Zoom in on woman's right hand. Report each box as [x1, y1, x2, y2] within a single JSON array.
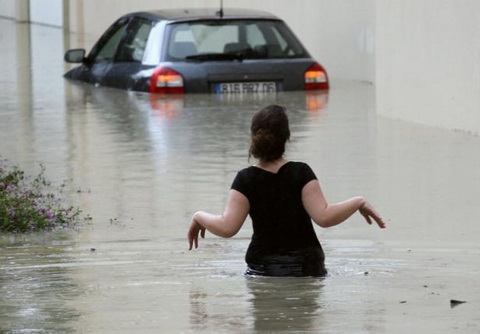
[[359, 201, 386, 228], [187, 216, 206, 250]]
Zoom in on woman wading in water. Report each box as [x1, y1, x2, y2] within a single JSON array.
[[187, 104, 385, 276]]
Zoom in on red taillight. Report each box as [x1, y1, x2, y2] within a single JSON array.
[[304, 63, 329, 90], [150, 67, 184, 94]]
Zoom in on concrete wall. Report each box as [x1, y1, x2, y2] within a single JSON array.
[[0, 0, 15, 19], [376, 0, 480, 134], [0, 0, 64, 26], [66, 0, 375, 84], [30, 0, 63, 27]]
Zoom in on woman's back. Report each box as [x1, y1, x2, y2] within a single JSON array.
[[232, 161, 325, 275]]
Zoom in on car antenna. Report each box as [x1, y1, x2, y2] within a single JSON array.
[[217, 0, 224, 18]]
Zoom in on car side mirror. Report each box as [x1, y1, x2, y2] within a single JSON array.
[[64, 49, 86, 63]]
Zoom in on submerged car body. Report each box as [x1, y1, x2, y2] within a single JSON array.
[[64, 8, 329, 94]]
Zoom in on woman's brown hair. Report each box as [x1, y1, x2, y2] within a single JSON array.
[[249, 105, 290, 162]]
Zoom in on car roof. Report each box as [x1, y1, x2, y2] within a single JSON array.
[[125, 8, 280, 22]]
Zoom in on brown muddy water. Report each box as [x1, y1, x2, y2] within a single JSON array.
[[1, 19, 479, 333]]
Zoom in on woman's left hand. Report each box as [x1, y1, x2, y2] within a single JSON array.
[[359, 201, 386, 229], [188, 217, 206, 250]]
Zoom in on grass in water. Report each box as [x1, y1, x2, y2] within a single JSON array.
[[0, 158, 91, 233]]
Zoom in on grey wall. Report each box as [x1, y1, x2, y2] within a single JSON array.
[[376, 0, 480, 134], [30, 0, 64, 27], [0, 0, 15, 19], [0, 0, 64, 26]]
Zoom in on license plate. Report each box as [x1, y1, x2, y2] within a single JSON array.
[[215, 82, 276, 94]]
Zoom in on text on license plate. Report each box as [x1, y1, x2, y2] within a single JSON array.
[[215, 82, 276, 94]]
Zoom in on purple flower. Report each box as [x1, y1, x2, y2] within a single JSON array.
[[6, 185, 14, 192], [45, 211, 55, 219]]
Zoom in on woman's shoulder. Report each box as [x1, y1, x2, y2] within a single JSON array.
[[235, 165, 257, 178], [288, 161, 308, 166], [285, 161, 317, 181], [239, 165, 257, 172], [236, 161, 313, 175], [286, 161, 312, 170]]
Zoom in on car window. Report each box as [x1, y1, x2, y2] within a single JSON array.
[[245, 23, 266, 47], [270, 23, 305, 56], [166, 24, 199, 59], [165, 20, 307, 61], [91, 18, 129, 62], [115, 18, 153, 62], [192, 24, 238, 53]]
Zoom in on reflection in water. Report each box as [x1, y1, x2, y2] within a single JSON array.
[[148, 90, 329, 116], [189, 289, 209, 330], [149, 94, 183, 118], [246, 277, 324, 332], [0, 234, 81, 332], [187, 277, 324, 333]]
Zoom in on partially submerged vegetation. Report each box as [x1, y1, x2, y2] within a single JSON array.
[[0, 158, 91, 233]]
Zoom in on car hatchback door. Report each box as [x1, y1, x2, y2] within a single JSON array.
[[162, 19, 316, 93]]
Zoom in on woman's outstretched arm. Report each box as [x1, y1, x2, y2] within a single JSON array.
[[302, 180, 385, 229], [188, 189, 250, 250]]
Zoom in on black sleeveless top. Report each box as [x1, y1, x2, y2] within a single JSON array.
[[231, 161, 326, 276]]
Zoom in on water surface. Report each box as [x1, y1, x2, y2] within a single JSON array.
[[1, 19, 479, 333]]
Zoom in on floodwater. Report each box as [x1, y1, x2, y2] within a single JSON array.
[[1, 19, 480, 334]]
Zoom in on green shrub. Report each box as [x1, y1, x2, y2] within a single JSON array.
[[0, 158, 91, 233]]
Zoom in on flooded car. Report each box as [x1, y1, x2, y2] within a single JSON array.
[[63, 8, 329, 94]]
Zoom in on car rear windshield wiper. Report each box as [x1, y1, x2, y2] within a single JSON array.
[[185, 53, 244, 62]]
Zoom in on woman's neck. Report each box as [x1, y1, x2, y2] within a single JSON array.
[[255, 158, 288, 173]]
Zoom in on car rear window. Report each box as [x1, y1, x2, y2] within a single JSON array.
[[165, 19, 308, 61]]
